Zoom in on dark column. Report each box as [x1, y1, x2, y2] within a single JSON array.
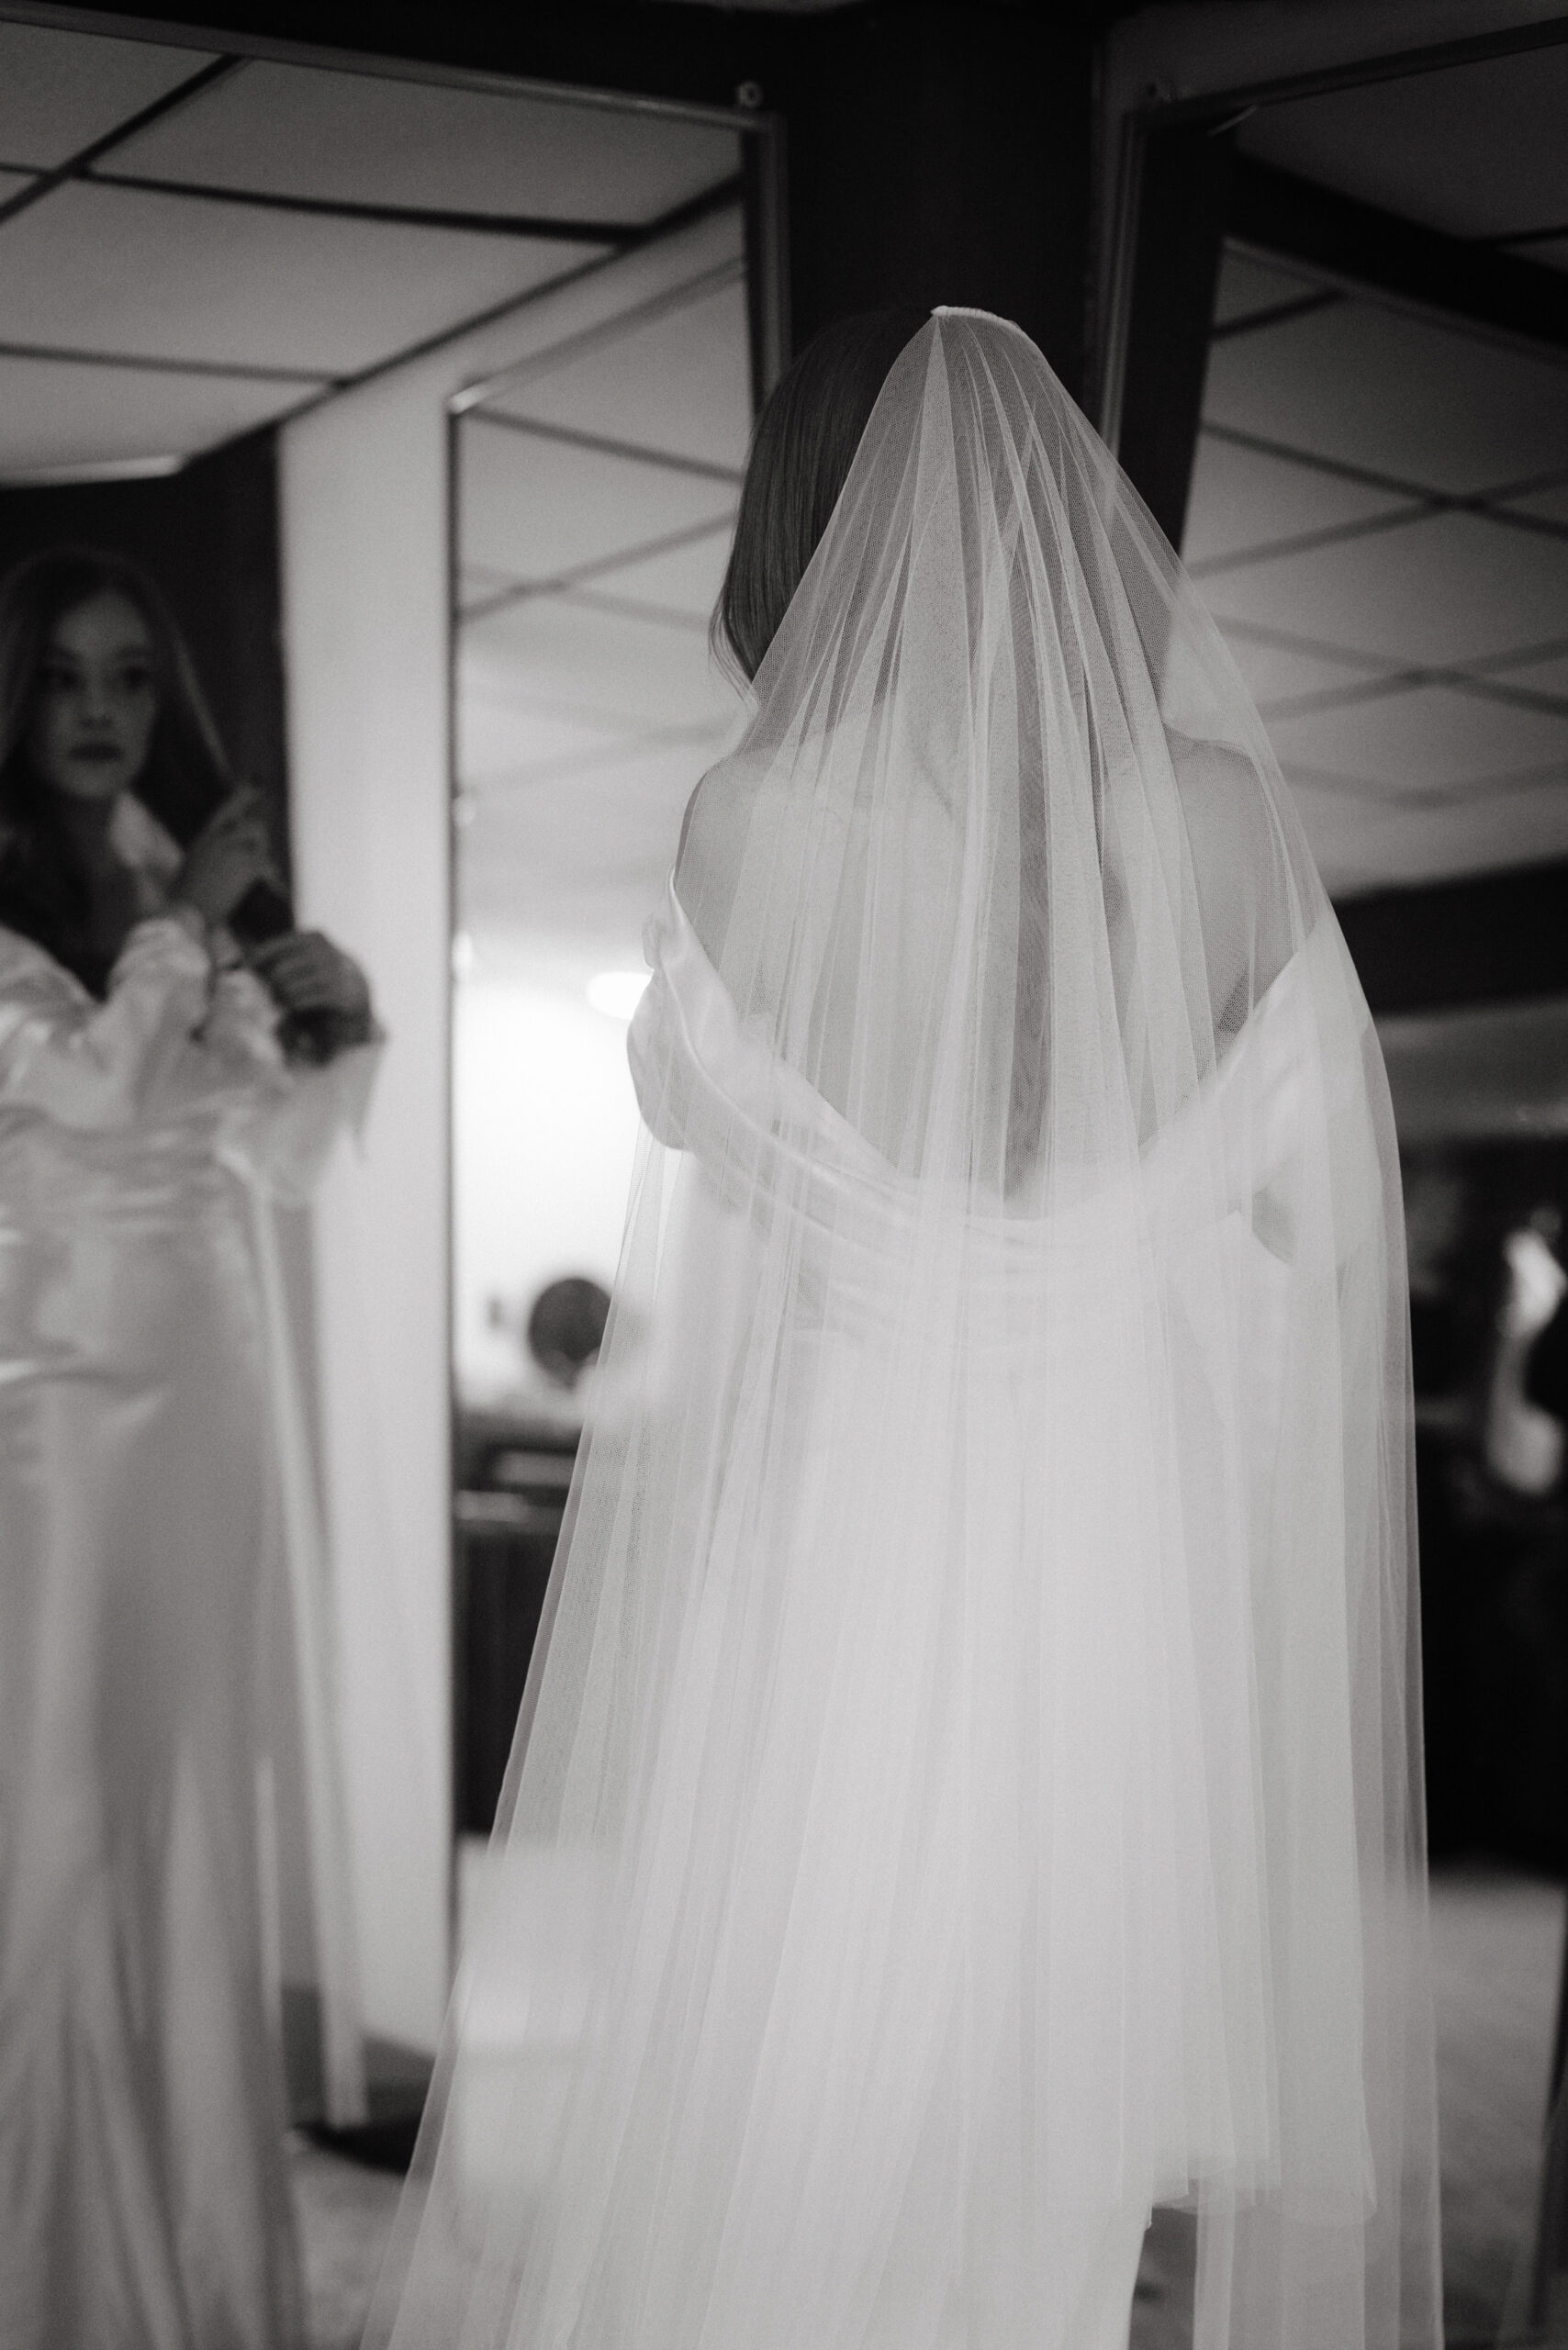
[[1114, 121, 1234, 548], [773, 3, 1098, 399]]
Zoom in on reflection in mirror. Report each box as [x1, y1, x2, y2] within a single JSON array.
[[1177, 45, 1568, 2341], [449, 213, 754, 1839]]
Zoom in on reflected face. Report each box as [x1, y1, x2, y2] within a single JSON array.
[[25, 590, 159, 805]]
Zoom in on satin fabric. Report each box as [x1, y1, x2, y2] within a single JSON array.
[[0, 914, 369, 2350]]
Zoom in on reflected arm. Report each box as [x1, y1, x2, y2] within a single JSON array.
[[0, 914, 211, 1132]]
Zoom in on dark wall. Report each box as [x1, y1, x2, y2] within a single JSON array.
[[64, 0, 1104, 402], [0, 427, 292, 878], [1337, 860, 1568, 1015]]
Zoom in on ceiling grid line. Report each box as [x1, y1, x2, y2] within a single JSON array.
[[0, 26, 748, 478], [76, 167, 644, 243], [0, 50, 243, 227], [467, 409, 745, 487], [464, 512, 737, 624], [0, 334, 330, 385]]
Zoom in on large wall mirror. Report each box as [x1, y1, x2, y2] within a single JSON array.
[[1106, 19, 1568, 2340]]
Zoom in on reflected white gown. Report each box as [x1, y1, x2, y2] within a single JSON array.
[[370, 310, 1439, 2350], [0, 912, 367, 2350]]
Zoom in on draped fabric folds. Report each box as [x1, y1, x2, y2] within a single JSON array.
[[0, 913, 373, 2350], [371, 309, 1441, 2350]]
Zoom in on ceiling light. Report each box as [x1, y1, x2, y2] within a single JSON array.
[[587, 970, 648, 1021]]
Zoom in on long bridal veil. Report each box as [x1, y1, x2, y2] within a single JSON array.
[[369, 309, 1440, 2349]]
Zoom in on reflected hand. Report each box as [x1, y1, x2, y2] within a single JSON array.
[[174, 790, 278, 927], [251, 931, 373, 1054]]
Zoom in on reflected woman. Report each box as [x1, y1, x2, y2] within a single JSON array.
[[0, 548, 374, 2349]]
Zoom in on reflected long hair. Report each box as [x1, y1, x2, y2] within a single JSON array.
[[713, 308, 927, 682], [0, 547, 235, 993]]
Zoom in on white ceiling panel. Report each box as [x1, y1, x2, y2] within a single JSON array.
[[1199, 511, 1568, 670], [463, 595, 734, 733], [584, 527, 734, 618], [112, 61, 742, 228], [1498, 480, 1568, 527], [1263, 682, 1568, 798], [0, 23, 214, 170], [457, 692, 629, 788], [490, 270, 752, 469], [457, 563, 524, 613], [1202, 300, 1568, 496], [470, 735, 714, 865], [0, 180, 607, 375], [1237, 46, 1568, 245], [1289, 773, 1568, 898], [1182, 429, 1412, 569], [460, 420, 735, 586], [0, 352, 322, 476], [456, 226, 749, 976], [1211, 624, 1376, 711], [1495, 645, 1568, 699], [458, 733, 728, 947], [1210, 249, 1323, 329]]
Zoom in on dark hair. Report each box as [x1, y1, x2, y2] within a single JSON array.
[[0, 547, 235, 992], [528, 1276, 612, 1391], [714, 308, 928, 681]]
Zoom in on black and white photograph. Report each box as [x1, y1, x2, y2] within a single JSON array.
[[0, 5, 1565, 2347]]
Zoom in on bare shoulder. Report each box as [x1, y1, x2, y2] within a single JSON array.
[[677, 759, 759, 873], [1167, 731, 1295, 1008], [1170, 731, 1285, 899], [674, 757, 773, 952], [1170, 730, 1267, 833]]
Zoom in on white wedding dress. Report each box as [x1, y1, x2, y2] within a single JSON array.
[[0, 911, 371, 2350], [370, 310, 1441, 2350]]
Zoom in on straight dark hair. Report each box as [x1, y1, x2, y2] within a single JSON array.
[[0, 547, 234, 993], [714, 308, 928, 682]]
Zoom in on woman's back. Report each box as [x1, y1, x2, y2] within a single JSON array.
[[368, 308, 1439, 2350]]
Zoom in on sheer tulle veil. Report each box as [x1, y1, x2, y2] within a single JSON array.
[[368, 309, 1441, 2350]]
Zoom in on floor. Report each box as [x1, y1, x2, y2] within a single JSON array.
[[292, 2134, 405, 2350], [291, 1865, 1567, 2349]]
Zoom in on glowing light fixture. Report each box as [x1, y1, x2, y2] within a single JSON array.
[[587, 970, 649, 1021]]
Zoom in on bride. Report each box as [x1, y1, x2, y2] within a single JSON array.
[[0, 547, 375, 2349], [372, 308, 1441, 2350]]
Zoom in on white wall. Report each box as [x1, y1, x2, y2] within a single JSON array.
[[454, 977, 644, 1403], [281, 378, 452, 2051], [278, 205, 745, 2052]]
